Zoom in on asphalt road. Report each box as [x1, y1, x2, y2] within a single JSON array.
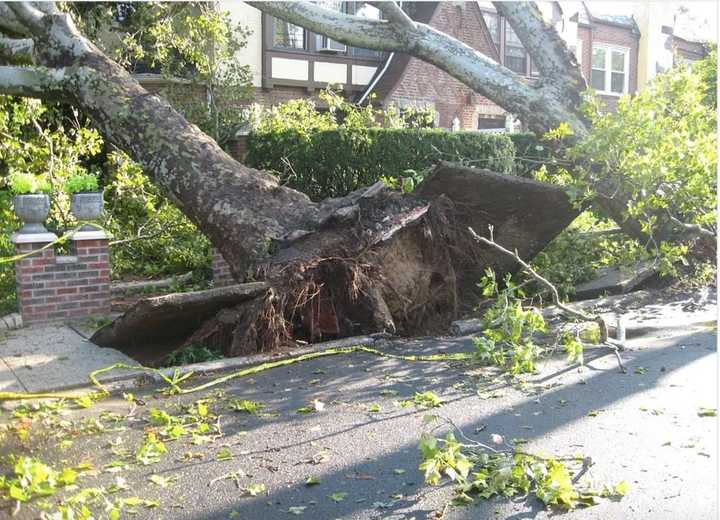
[[1, 292, 717, 520]]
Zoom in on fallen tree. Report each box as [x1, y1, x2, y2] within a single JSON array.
[[91, 163, 577, 356], [0, 2, 707, 356]]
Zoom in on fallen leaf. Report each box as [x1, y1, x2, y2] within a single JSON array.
[[244, 483, 266, 496]]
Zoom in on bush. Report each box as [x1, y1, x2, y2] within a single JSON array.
[[247, 128, 517, 200], [65, 172, 99, 194], [507, 133, 554, 178], [103, 151, 210, 279], [8, 173, 51, 195]]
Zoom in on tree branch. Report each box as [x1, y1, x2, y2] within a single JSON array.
[[248, 1, 405, 49], [29, 2, 60, 16], [0, 65, 68, 97], [494, 1, 584, 91], [368, 2, 414, 29], [0, 4, 30, 35], [0, 36, 34, 63], [666, 211, 716, 239], [468, 225, 629, 372], [6, 2, 47, 34]]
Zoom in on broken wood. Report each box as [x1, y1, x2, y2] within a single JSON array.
[[91, 283, 269, 361]]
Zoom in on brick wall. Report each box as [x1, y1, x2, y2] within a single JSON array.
[[13, 234, 111, 324], [386, 2, 500, 129], [211, 248, 235, 287]]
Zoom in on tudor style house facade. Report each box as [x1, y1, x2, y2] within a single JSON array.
[[215, 1, 709, 134]]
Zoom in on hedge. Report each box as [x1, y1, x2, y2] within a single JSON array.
[[507, 133, 551, 178], [246, 128, 519, 200]]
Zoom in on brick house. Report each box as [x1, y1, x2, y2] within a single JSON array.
[[138, 1, 710, 137], [222, 1, 647, 134]]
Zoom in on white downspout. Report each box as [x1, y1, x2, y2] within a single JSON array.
[[356, 1, 402, 105]]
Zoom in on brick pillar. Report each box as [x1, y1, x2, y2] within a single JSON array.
[[227, 130, 250, 162], [12, 230, 111, 325], [211, 248, 235, 287]]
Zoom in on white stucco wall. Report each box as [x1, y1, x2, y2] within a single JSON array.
[[271, 57, 309, 81], [222, 1, 263, 87], [351, 65, 378, 85], [314, 62, 347, 84]]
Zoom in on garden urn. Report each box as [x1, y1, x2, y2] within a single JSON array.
[[71, 191, 105, 231], [13, 194, 50, 234]]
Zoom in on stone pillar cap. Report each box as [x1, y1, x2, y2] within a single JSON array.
[[70, 230, 110, 241], [11, 232, 59, 244]]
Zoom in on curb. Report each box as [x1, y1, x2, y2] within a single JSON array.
[[95, 335, 381, 394]]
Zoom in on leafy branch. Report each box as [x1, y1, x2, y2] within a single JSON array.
[[469, 225, 627, 373]]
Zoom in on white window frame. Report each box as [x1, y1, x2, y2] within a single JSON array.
[[591, 44, 630, 96]]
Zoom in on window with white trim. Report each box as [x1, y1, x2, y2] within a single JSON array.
[[591, 45, 629, 95]]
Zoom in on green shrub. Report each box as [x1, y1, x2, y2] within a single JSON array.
[[247, 128, 516, 200], [103, 151, 211, 279], [507, 133, 554, 178], [65, 172, 99, 194], [0, 191, 16, 314], [8, 173, 51, 195]]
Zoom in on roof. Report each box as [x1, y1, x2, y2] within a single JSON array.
[[582, 3, 640, 34]]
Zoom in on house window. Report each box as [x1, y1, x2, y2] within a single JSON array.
[[504, 23, 527, 74], [591, 45, 629, 95], [482, 10, 536, 76], [273, 18, 305, 49]]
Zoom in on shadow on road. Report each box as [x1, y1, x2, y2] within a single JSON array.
[[165, 328, 714, 519]]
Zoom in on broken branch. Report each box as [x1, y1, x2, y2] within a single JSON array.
[[468, 225, 629, 372]]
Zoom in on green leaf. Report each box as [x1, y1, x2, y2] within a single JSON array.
[[149, 474, 173, 488], [613, 480, 630, 496], [58, 468, 78, 486], [698, 407, 717, 417], [287, 506, 307, 515], [216, 448, 233, 461], [328, 492, 348, 502], [305, 476, 320, 486], [244, 483, 266, 496]]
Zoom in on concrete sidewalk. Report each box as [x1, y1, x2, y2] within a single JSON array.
[[0, 323, 137, 393]]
